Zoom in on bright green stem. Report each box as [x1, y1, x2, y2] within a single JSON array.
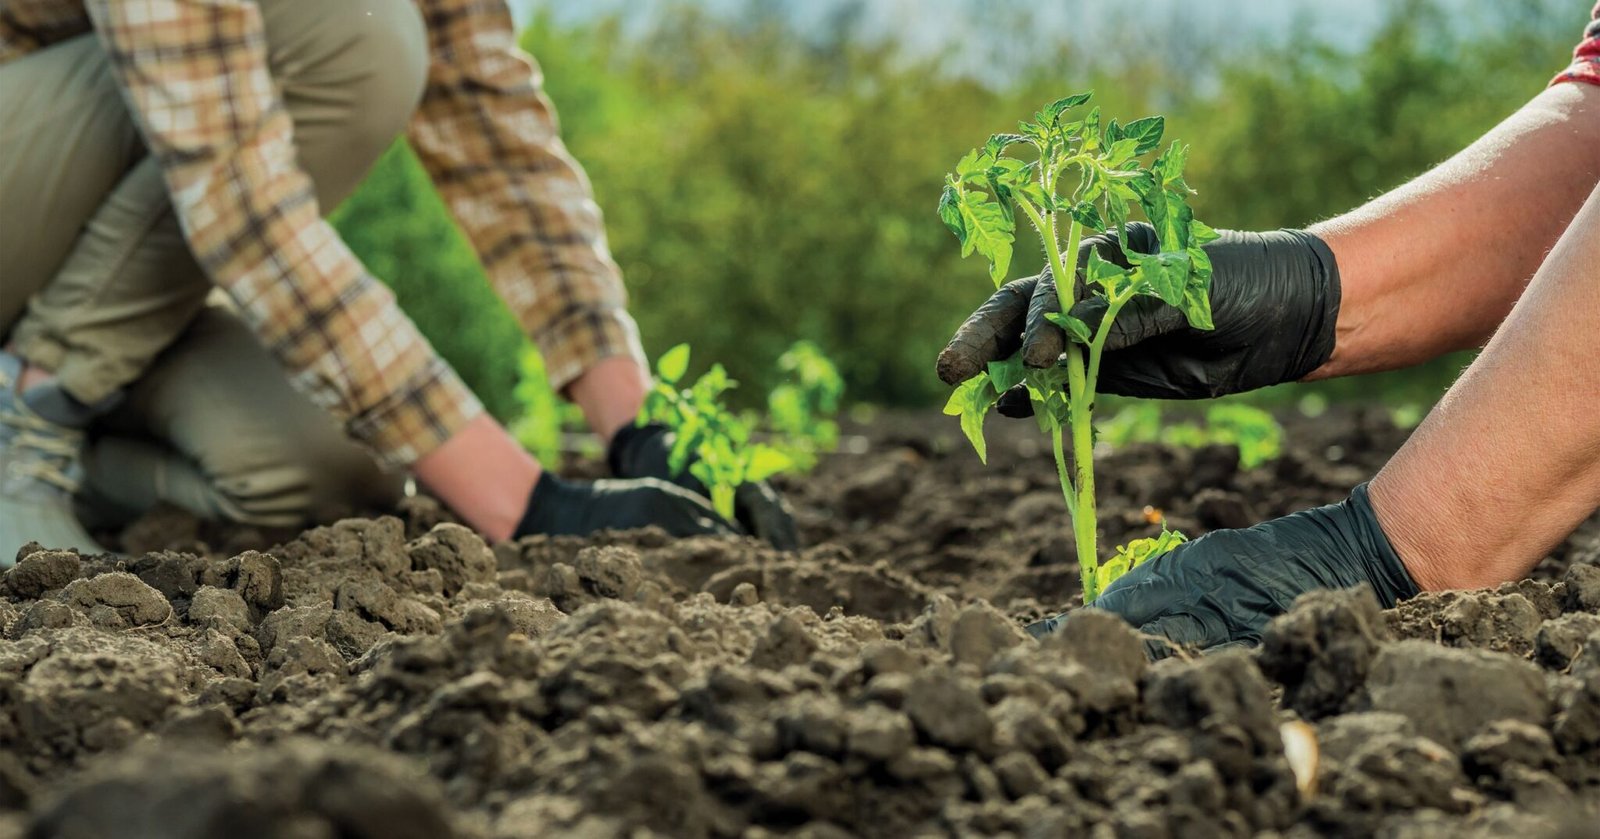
[[711, 484, 736, 522], [1064, 346, 1098, 601]]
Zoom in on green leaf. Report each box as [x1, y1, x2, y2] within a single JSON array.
[[937, 184, 965, 240], [746, 445, 795, 482], [1105, 138, 1139, 166], [1190, 217, 1221, 246], [1121, 116, 1165, 155], [657, 343, 691, 384], [1044, 311, 1093, 345], [987, 355, 1026, 392], [1041, 91, 1092, 125], [1085, 248, 1126, 286], [943, 374, 1000, 463], [955, 191, 1015, 286], [1180, 273, 1214, 330], [955, 148, 994, 182], [1155, 141, 1190, 186], [984, 133, 1027, 157], [1080, 106, 1102, 151], [1133, 251, 1191, 307], [1069, 201, 1103, 231], [1096, 554, 1131, 595]]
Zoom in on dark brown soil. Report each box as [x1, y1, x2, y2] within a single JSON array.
[[2, 407, 1598, 838]]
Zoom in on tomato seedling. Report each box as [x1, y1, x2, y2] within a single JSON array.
[[767, 340, 845, 471], [939, 92, 1216, 601], [641, 343, 811, 521]]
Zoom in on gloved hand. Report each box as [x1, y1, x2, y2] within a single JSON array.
[[607, 422, 800, 550], [514, 470, 738, 539], [936, 221, 1341, 408], [1025, 483, 1419, 656]]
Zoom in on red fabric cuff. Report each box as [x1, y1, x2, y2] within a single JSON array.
[[1551, 3, 1600, 87]]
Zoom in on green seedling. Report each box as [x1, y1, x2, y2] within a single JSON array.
[[767, 340, 846, 471], [1097, 527, 1187, 597], [641, 344, 796, 521], [1100, 402, 1283, 469], [940, 91, 1216, 601]]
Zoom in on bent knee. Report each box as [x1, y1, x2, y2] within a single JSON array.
[[209, 440, 405, 528], [264, 0, 429, 181]]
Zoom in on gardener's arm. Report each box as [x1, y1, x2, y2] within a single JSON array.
[[941, 17, 1600, 399], [405, 0, 650, 443], [405, 0, 796, 547], [1043, 178, 1600, 652], [1311, 79, 1600, 378]]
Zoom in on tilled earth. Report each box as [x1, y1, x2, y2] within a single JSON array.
[[1, 408, 1598, 838]]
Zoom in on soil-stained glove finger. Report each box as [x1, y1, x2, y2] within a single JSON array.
[[1021, 269, 1066, 368], [937, 277, 1036, 385], [733, 480, 801, 551]]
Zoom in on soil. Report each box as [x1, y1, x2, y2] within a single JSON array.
[[2, 406, 1598, 838]]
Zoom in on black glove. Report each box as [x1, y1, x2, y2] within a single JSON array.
[[515, 470, 738, 539], [936, 221, 1340, 407], [1026, 483, 1419, 657], [607, 423, 800, 550]]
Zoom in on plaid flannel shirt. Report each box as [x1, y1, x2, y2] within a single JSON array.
[[1552, 3, 1600, 87], [0, 0, 645, 466]]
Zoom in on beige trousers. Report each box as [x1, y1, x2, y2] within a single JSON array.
[[0, 0, 426, 526]]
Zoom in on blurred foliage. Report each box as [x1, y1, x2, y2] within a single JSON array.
[[1100, 403, 1284, 470], [331, 0, 1580, 428]]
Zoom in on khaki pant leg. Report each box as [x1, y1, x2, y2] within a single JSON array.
[[7, 0, 432, 405], [87, 308, 406, 527], [60, 0, 432, 527], [0, 36, 145, 337]]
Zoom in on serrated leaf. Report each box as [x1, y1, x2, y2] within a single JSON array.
[[1155, 141, 1189, 185], [955, 148, 993, 181], [938, 184, 965, 240], [984, 133, 1026, 157], [943, 375, 1000, 463], [1045, 311, 1094, 345], [987, 355, 1027, 392], [1080, 107, 1102, 151], [657, 343, 691, 384], [1105, 138, 1139, 166], [1121, 116, 1165, 154], [1042, 91, 1092, 125], [954, 191, 1015, 286], [1190, 218, 1221, 246], [1180, 272, 1214, 330], [1069, 201, 1103, 231], [1134, 251, 1191, 307], [1085, 248, 1126, 285]]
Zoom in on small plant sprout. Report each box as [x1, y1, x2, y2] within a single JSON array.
[[939, 92, 1217, 601], [767, 340, 846, 471], [641, 344, 797, 521]]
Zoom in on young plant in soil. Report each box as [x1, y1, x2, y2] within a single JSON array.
[[640, 343, 802, 520], [939, 91, 1217, 602]]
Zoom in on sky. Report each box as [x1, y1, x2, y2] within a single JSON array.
[[513, 0, 1407, 51]]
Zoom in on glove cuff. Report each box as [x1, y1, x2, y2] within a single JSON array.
[[1285, 229, 1342, 383], [1345, 481, 1421, 607], [515, 471, 575, 538]]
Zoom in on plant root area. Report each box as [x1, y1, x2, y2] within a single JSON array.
[[2, 408, 1598, 838]]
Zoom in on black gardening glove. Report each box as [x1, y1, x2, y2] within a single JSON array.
[[515, 471, 738, 539], [936, 221, 1340, 409], [607, 423, 800, 551], [1026, 483, 1419, 657]]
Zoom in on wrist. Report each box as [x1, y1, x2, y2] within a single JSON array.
[[566, 356, 650, 445], [415, 414, 540, 542]]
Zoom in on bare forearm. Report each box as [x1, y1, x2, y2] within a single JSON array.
[[1307, 82, 1600, 379], [1371, 180, 1600, 590], [566, 355, 650, 445]]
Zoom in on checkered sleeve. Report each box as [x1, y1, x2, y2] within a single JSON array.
[[1552, 3, 1600, 87], [408, 0, 646, 394], [0, 0, 92, 63], [81, 0, 482, 467]]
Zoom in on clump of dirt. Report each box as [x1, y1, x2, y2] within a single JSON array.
[[1, 406, 1598, 837]]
